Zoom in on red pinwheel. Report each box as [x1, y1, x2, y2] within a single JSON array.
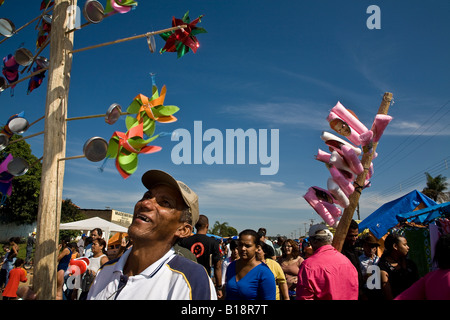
[[160, 11, 206, 58]]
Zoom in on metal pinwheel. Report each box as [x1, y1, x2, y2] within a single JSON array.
[[160, 11, 206, 58]]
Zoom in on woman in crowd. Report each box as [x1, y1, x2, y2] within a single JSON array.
[[378, 233, 419, 299], [225, 229, 276, 300], [0, 237, 19, 290], [257, 241, 289, 300], [277, 238, 304, 299], [222, 239, 239, 292], [395, 233, 450, 300], [56, 236, 72, 300], [78, 238, 109, 300]]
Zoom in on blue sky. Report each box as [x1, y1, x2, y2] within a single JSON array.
[[0, 0, 449, 237]]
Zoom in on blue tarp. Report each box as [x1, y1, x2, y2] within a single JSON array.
[[396, 201, 450, 224], [359, 190, 437, 239]]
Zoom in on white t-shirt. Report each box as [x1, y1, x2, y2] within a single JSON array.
[[87, 248, 217, 300]]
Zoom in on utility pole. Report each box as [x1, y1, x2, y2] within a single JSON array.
[[33, 0, 76, 300]]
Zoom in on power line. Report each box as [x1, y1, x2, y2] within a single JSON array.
[[362, 156, 450, 206], [374, 100, 450, 174]]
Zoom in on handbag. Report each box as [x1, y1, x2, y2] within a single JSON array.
[[81, 270, 95, 292]]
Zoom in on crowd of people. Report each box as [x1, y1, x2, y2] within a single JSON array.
[[1, 169, 449, 300]]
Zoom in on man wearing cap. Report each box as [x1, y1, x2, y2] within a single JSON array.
[[296, 224, 358, 300], [87, 170, 217, 300], [179, 214, 223, 298]]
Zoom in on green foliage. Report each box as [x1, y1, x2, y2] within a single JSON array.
[[60, 198, 87, 240], [0, 136, 42, 225], [422, 172, 449, 202], [210, 221, 238, 237], [61, 198, 86, 223]]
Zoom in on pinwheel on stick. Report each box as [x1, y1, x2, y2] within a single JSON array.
[[160, 11, 206, 58], [106, 84, 179, 178], [106, 122, 162, 179], [126, 85, 179, 137]]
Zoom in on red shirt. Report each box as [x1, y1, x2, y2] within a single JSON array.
[[296, 244, 358, 300], [2, 267, 27, 298]]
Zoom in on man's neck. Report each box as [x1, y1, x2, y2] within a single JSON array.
[[124, 241, 173, 276], [196, 228, 208, 235]]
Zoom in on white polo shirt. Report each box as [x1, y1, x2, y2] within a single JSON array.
[[87, 247, 217, 300]]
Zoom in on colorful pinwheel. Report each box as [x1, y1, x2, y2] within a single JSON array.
[[104, 0, 138, 15], [40, 1, 54, 10], [126, 85, 179, 137], [160, 11, 207, 58], [2, 54, 19, 88], [27, 65, 46, 94], [106, 122, 162, 179], [107, 83, 179, 179]]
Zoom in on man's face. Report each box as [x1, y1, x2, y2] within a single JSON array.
[[346, 228, 359, 246], [363, 243, 378, 257], [128, 184, 189, 245], [91, 230, 100, 240]]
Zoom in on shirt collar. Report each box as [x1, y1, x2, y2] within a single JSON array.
[[313, 244, 335, 254], [113, 247, 176, 277]]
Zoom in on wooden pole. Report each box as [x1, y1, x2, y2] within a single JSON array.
[[33, 0, 76, 300], [332, 92, 393, 252]]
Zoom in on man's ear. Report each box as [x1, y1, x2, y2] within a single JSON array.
[[175, 223, 193, 239]]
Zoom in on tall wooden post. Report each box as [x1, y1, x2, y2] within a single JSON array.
[[33, 0, 76, 300], [332, 92, 393, 252]]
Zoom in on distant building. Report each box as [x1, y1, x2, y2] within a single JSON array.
[[80, 209, 133, 228]]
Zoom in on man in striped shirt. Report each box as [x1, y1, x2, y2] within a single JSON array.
[[87, 170, 217, 300]]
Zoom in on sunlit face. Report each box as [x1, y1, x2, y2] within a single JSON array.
[[238, 235, 259, 261], [282, 243, 293, 255], [394, 237, 409, 257], [256, 245, 265, 261], [128, 184, 188, 245], [91, 239, 104, 254], [91, 230, 100, 240]]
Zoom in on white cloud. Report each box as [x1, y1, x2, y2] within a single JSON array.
[[196, 179, 308, 211], [222, 100, 328, 128]]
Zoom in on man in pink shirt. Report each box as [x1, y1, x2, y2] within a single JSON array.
[[296, 224, 358, 300]]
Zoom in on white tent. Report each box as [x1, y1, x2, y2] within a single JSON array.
[[60, 217, 128, 241]]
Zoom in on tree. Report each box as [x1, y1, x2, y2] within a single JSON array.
[[422, 172, 449, 203], [61, 198, 86, 223], [0, 135, 42, 225], [210, 221, 238, 237], [60, 198, 87, 240]]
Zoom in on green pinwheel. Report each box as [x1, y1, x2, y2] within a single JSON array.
[[125, 84, 179, 137]]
